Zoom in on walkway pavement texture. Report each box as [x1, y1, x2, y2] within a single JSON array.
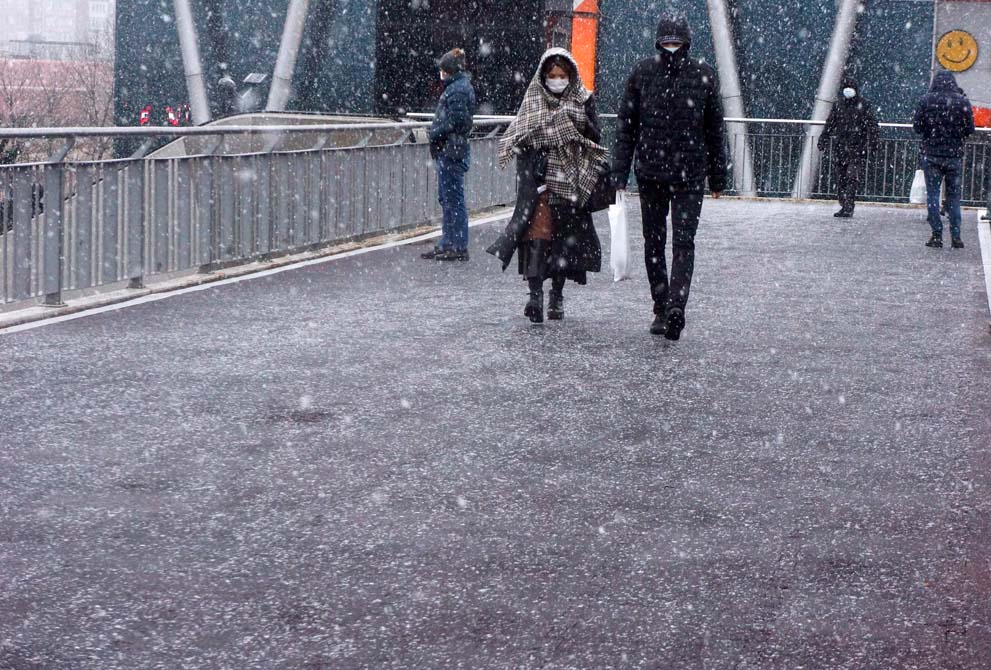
[[2, 199, 991, 669]]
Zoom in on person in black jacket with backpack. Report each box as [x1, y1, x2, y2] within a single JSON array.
[[422, 48, 477, 262], [818, 77, 881, 218], [913, 71, 975, 249], [612, 14, 727, 340]]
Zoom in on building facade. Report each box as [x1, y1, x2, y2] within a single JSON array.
[[0, 0, 114, 61]]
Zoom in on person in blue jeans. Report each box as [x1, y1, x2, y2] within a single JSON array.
[[913, 71, 975, 249], [421, 48, 477, 262]]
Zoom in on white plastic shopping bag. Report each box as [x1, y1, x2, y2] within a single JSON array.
[[909, 169, 927, 205], [608, 192, 631, 282]]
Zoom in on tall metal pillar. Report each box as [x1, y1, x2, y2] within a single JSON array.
[[706, 0, 755, 196], [173, 0, 212, 125], [267, 0, 311, 112], [792, 0, 861, 199]]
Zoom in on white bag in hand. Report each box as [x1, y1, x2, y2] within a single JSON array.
[[608, 192, 631, 282], [909, 169, 927, 205]]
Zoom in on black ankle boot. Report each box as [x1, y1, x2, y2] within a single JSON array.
[[664, 308, 685, 341], [926, 234, 943, 248], [547, 291, 563, 320], [524, 278, 544, 323], [547, 277, 564, 320]]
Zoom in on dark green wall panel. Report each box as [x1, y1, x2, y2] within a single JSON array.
[[596, 0, 934, 123], [115, 0, 935, 128], [114, 0, 377, 128]]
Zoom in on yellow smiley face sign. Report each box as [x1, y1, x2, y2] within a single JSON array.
[[937, 30, 979, 72]]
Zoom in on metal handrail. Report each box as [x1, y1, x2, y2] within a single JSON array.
[[0, 122, 518, 309], [14, 115, 978, 140], [0, 118, 511, 141], [409, 112, 991, 132]]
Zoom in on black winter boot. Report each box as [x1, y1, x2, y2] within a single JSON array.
[[664, 308, 685, 341], [547, 276, 565, 320], [524, 278, 544, 323], [926, 234, 943, 249], [952, 237, 965, 249]]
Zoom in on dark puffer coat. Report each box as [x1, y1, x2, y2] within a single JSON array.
[[817, 78, 881, 158], [913, 71, 975, 159], [429, 71, 477, 163], [612, 16, 727, 192]]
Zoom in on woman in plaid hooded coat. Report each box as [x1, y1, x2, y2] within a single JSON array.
[[487, 48, 606, 324]]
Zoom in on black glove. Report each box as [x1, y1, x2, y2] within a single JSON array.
[[429, 139, 444, 160]]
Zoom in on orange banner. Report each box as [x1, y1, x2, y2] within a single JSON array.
[[571, 0, 599, 91]]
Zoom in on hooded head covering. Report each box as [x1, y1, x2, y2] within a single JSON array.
[[931, 71, 962, 95], [655, 15, 692, 51], [498, 48, 607, 206]]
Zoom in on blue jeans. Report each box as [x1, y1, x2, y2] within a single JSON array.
[[922, 156, 963, 239], [437, 156, 469, 252]]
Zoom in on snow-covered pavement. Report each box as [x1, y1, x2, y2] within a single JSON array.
[[2, 198, 990, 668]]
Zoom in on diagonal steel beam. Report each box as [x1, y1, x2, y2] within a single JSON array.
[[706, 0, 755, 196], [792, 0, 861, 199], [267, 0, 311, 112], [173, 0, 212, 125]]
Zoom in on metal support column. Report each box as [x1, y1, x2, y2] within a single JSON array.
[[42, 167, 66, 306], [792, 0, 861, 198], [706, 0, 755, 196], [173, 0, 212, 125], [267, 0, 311, 112]]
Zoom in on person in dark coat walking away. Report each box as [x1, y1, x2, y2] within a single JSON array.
[[612, 14, 727, 340], [913, 71, 975, 249], [817, 77, 880, 218], [422, 48, 477, 261], [487, 48, 606, 323]]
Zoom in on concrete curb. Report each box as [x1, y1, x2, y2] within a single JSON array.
[[0, 207, 514, 334]]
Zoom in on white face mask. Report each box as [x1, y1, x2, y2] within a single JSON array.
[[843, 87, 856, 99], [662, 45, 682, 54], [546, 78, 569, 94]]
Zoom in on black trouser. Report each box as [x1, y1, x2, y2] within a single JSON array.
[[528, 275, 565, 294], [836, 154, 863, 213], [638, 180, 704, 316]]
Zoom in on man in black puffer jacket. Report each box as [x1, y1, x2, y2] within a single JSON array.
[[818, 77, 880, 218], [913, 71, 974, 249], [612, 15, 727, 340]]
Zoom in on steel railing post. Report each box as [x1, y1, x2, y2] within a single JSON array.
[[42, 164, 66, 306], [126, 162, 145, 289]]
